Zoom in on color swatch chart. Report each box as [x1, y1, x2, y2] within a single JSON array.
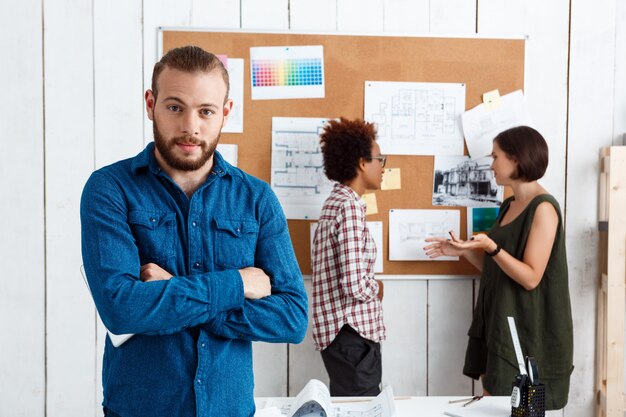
[[250, 45, 325, 100], [252, 58, 323, 87]]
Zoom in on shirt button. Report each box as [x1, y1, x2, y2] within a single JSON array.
[[150, 217, 156, 223], [197, 379, 202, 384], [194, 262, 200, 268], [236, 228, 241, 232], [192, 221, 197, 227], [201, 342, 206, 348]]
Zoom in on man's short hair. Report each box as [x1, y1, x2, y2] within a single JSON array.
[[320, 118, 377, 183], [493, 125, 549, 182], [151, 45, 230, 103]]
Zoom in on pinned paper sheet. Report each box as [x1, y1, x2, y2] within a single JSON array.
[[222, 58, 244, 133], [381, 168, 401, 190], [461, 90, 533, 159], [362, 193, 378, 215], [216, 144, 238, 167], [482, 89, 501, 111]]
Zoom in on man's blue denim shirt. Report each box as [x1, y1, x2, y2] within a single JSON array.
[[80, 143, 308, 417]]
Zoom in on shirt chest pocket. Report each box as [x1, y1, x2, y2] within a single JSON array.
[[214, 218, 259, 269], [128, 210, 177, 264]]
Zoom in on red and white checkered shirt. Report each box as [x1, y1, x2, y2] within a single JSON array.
[[311, 183, 385, 351]]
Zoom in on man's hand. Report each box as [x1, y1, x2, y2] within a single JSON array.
[[376, 279, 384, 302], [239, 267, 271, 299], [140, 263, 173, 282]]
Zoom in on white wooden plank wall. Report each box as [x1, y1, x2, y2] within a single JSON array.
[[427, 280, 474, 396], [288, 281, 331, 394], [567, 1, 618, 417], [92, 0, 144, 413], [0, 0, 622, 415], [290, 0, 337, 31], [0, 2, 45, 417], [381, 281, 428, 395], [43, 0, 97, 416]]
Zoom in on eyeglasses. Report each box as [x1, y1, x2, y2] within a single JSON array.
[[369, 155, 387, 168]]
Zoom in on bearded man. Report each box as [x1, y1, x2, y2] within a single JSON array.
[[80, 45, 307, 417]]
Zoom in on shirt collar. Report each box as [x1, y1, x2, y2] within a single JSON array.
[[130, 142, 233, 179], [334, 182, 366, 209]]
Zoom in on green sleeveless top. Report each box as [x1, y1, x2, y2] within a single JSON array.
[[468, 194, 574, 379]]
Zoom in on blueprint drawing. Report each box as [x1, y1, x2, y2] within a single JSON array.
[[271, 117, 334, 219], [364, 81, 465, 156]]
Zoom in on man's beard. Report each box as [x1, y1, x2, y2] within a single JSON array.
[[153, 120, 219, 172]]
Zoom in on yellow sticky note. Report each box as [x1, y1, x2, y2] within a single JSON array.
[[381, 168, 401, 190], [361, 193, 378, 215], [482, 89, 501, 111]]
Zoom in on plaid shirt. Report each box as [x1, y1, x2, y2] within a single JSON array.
[[311, 183, 385, 351]]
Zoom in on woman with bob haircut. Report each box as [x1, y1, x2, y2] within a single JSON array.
[[311, 117, 387, 396], [424, 125, 573, 410]]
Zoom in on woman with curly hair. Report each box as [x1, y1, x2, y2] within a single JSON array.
[[311, 117, 387, 396]]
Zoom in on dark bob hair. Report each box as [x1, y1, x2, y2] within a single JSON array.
[[493, 125, 549, 182], [320, 118, 377, 183]]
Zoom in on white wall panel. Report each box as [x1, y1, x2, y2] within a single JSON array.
[[477, 0, 525, 36], [427, 280, 474, 395], [614, 0, 626, 146], [337, 0, 384, 33], [290, 0, 337, 31], [92, 0, 144, 411], [480, 0, 569, 215], [253, 342, 288, 396], [518, 1, 569, 209], [43, 0, 97, 415], [235, 0, 292, 392], [0, 2, 622, 414], [191, 0, 241, 28], [0, 2, 45, 416], [430, 0, 476, 35], [241, 0, 289, 30], [288, 281, 329, 396], [381, 281, 427, 396], [567, 1, 617, 415], [143, 0, 194, 140], [383, 0, 429, 33], [94, 0, 144, 169]]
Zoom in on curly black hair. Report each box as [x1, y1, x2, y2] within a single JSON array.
[[320, 118, 377, 183]]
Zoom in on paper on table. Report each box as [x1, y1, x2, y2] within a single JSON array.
[[254, 406, 282, 417], [443, 400, 510, 417], [262, 380, 396, 417]]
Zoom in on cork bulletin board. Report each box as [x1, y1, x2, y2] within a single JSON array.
[[161, 29, 524, 275]]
